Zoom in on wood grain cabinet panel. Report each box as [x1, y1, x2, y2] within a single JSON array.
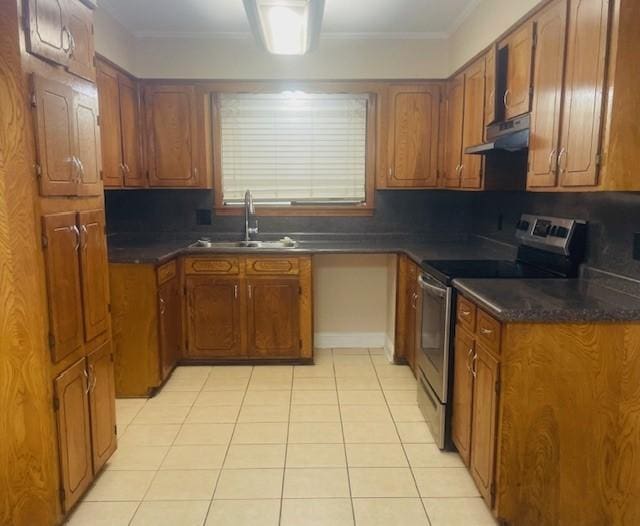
[[96, 63, 123, 187], [54, 358, 93, 512], [452, 328, 475, 466], [246, 257, 299, 275], [500, 22, 534, 119], [43, 212, 84, 363], [64, 0, 95, 82], [74, 91, 102, 196], [247, 278, 300, 358], [118, 75, 145, 187], [461, 58, 486, 189], [527, 0, 568, 188], [443, 75, 465, 188], [87, 341, 116, 473], [25, 0, 69, 67], [386, 84, 440, 188], [484, 46, 497, 127], [394, 255, 418, 370], [158, 273, 181, 380], [184, 257, 240, 275]]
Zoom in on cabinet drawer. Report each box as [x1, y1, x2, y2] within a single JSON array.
[[457, 296, 477, 332], [157, 260, 177, 284], [246, 257, 299, 275], [184, 257, 240, 275], [477, 309, 501, 354]]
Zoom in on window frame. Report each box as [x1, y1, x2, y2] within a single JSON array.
[[209, 81, 377, 217]]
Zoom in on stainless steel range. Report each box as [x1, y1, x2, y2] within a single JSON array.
[[415, 214, 587, 449]]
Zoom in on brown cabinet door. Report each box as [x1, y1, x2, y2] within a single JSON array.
[[451, 328, 475, 466], [54, 358, 93, 512], [528, 0, 568, 188], [406, 262, 418, 372], [159, 275, 181, 380], [484, 46, 497, 127], [186, 276, 243, 358], [74, 91, 102, 196], [25, 0, 70, 67], [501, 22, 534, 119], [461, 59, 486, 189], [43, 212, 84, 363], [32, 75, 77, 196], [65, 0, 95, 82], [78, 209, 109, 342], [146, 85, 200, 187], [247, 277, 300, 358], [387, 84, 440, 188], [470, 345, 500, 506], [558, 0, 609, 187], [96, 61, 123, 187], [119, 75, 146, 187], [87, 341, 117, 473], [443, 75, 465, 188]]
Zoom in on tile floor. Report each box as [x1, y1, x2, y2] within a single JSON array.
[[67, 348, 497, 526]]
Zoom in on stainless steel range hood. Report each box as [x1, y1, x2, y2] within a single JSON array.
[[465, 114, 530, 155]]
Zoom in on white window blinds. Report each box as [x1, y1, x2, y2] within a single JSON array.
[[218, 92, 368, 205]]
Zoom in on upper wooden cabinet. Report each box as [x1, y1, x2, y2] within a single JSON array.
[[383, 84, 441, 188], [443, 75, 465, 188], [499, 22, 534, 120], [484, 46, 497, 127], [144, 84, 209, 188], [461, 58, 486, 189], [25, 0, 96, 82]]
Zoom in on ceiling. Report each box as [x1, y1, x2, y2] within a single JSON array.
[[99, 0, 481, 38]]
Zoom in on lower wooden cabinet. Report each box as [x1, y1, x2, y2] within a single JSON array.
[[54, 340, 116, 512], [395, 255, 419, 372], [451, 328, 475, 466], [158, 269, 182, 379]]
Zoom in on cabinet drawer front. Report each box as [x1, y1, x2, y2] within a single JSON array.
[[246, 257, 299, 275], [184, 257, 239, 275], [457, 296, 477, 332], [477, 309, 501, 354], [157, 260, 177, 284]]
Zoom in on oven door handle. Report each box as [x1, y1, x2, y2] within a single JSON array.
[[418, 275, 448, 298]]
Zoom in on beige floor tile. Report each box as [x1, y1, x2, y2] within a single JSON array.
[[334, 365, 377, 378], [174, 423, 234, 445], [160, 445, 227, 470], [292, 377, 336, 390], [334, 347, 370, 355], [349, 467, 418, 497], [368, 348, 385, 356], [342, 422, 399, 443], [247, 379, 293, 391], [146, 390, 199, 407], [370, 354, 390, 364], [66, 501, 139, 526], [404, 444, 464, 468], [251, 365, 293, 379], [340, 405, 392, 423], [289, 404, 340, 423], [84, 470, 155, 501], [288, 422, 343, 444], [131, 500, 210, 526], [294, 364, 335, 378], [202, 376, 250, 391], [333, 357, 372, 368], [118, 424, 181, 447], [352, 498, 429, 526], [208, 365, 253, 378], [205, 499, 280, 526], [286, 444, 346, 468], [413, 467, 480, 497], [396, 422, 435, 444], [423, 497, 497, 526], [170, 365, 213, 378], [237, 405, 290, 423], [283, 467, 350, 498], [185, 405, 240, 424], [336, 376, 381, 390], [389, 405, 425, 422], [131, 404, 191, 425], [224, 444, 286, 468], [292, 390, 338, 405], [162, 376, 207, 392], [232, 422, 289, 444], [380, 377, 418, 390], [115, 402, 146, 427], [194, 390, 245, 407], [384, 390, 419, 405], [214, 469, 283, 499], [345, 444, 408, 467], [242, 390, 291, 406], [144, 469, 218, 500], [281, 498, 354, 526], [116, 398, 147, 411], [106, 445, 168, 470], [374, 365, 416, 380], [338, 390, 386, 406]]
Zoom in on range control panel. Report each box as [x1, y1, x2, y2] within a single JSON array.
[[515, 214, 587, 255]]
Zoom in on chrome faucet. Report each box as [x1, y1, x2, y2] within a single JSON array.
[[244, 190, 258, 242]]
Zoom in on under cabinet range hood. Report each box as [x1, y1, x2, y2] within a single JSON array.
[[465, 114, 530, 155]]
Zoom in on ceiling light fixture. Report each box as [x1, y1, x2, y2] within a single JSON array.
[[243, 0, 325, 55]]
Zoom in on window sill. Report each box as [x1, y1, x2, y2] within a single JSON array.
[[214, 205, 375, 217]]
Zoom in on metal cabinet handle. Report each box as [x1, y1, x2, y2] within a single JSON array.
[[124, 163, 131, 174], [234, 285, 238, 300], [71, 225, 80, 251], [159, 297, 166, 315], [61, 27, 72, 53], [88, 364, 97, 392], [410, 292, 418, 310], [388, 168, 393, 178], [80, 224, 88, 250], [471, 353, 478, 378], [77, 158, 85, 179], [459, 164, 464, 178], [248, 284, 252, 299], [466, 347, 474, 373], [120, 163, 127, 175], [548, 148, 557, 174], [480, 327, 494, 335], [69, 31, 76, 56], [461, 309, 471, 317], [503, 89, 511, 109], [83, 369, 90, 394], [558, 148, 568, 174]]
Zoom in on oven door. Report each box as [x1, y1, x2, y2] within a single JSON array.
[[415, 273, 452, 403]]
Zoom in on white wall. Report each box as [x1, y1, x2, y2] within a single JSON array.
[[93, 9, 137, 73]]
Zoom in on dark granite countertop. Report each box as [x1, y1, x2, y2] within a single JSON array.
[[453, 277, 640, 323]]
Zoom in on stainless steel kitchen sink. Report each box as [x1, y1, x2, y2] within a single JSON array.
[[189, 238, 298, 249]]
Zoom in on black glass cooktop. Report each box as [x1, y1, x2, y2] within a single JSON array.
[[421, 259, 560, 285]]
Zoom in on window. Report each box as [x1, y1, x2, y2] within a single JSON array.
[[214, 90, 375, 215]]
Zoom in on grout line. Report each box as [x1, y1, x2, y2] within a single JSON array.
[[277, 367, 294, 525]]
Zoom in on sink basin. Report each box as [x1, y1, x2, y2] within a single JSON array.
[[190, 238, 298, 249]]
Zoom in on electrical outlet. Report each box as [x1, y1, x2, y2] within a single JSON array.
[[196, 209, 212, 226], [634, 233, 640, 261]]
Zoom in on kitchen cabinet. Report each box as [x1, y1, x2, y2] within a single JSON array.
[[461, 58, 486, 189], [443, 74, 465, 188], [484, 46, 497, 127], [158, 269, 182, 380], [144, 84, 208, 188], [32, 74, 102, 197], [394, 255, 418, 372], [451, 328, 475, 466], [25, 0, 96, 82], [96, 59, 145, 188], [498, 22, 534, 120], [383, 84, 441, 188]]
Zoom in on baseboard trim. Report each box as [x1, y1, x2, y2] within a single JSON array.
[[314, 332, 386, 349]]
